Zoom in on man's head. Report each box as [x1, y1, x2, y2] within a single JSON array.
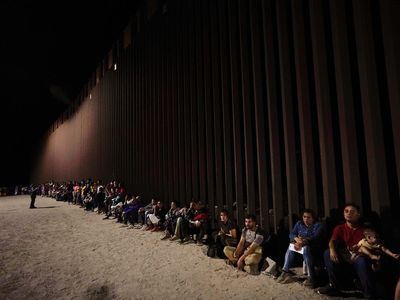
[[244, 214, 257, 230], [170, 201, 177, 209], [220, 209, 229, 223], [343, 203, 361, 224], [302, 208, 316, 227]]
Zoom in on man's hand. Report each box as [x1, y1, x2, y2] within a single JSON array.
[[294, 236, 303, 244], [237, 257, 245, 270], [294, 243, 302, 251], [330, 248, 339, 263]]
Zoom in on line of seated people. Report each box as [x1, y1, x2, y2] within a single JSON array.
[[40, 180, 400, 299]]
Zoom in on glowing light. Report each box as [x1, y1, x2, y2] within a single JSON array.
[[114, 64, 117, 71]]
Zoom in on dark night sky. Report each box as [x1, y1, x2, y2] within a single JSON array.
[[0, 0, 139, 186]]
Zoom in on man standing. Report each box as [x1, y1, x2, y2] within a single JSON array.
[[224, 214, 264, 275], [29, 185, 37, 209]]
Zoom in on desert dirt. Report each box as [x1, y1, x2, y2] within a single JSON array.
[[0, 195, 362, 300]]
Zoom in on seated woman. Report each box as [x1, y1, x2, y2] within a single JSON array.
[[276, 208, 324, 288]]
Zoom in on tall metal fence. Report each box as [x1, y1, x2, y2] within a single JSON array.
[[32, 0, 400, 231]]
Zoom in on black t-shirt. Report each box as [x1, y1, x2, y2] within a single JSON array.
[[219, 219, 236, 235]]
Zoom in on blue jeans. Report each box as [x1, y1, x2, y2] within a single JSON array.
[[282, 245, 316, 280], [323, 248, 376, 297]]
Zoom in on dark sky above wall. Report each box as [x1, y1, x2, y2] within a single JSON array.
[[0, 0, 139, 185]]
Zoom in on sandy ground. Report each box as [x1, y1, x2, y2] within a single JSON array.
[[0, 196, 363, 300]]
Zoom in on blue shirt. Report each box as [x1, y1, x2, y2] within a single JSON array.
[[289, 221, 323, 245]]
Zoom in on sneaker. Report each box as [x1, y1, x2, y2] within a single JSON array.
[[161, 234, 171, 240], [179, 237, 191, 244], [170, 236, 179, 241], [276, 271, 293, 283], [196, 240, 204, 246], [281, 272, 295, 284], [302, 278, 317, 289], [244, 264, 259, 275], [317, 284, 340, 296], [225, 259, 236, 266]]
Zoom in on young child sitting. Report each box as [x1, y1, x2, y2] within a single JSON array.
[[353, 228, 400, 271]]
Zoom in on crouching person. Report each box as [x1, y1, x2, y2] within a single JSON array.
[[224, 214, 263, 275]]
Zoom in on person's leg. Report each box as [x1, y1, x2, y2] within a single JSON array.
[[244, 252, 262, 275], [30, 196, 36, 208], [352, 256, 376, 298], [223, 246, 237, 263], [173, 217, 183, 239], [282, 247, 297, 273], [302, 246, 316, 281], [317, 249, 342, 295], [138, 211, 144, 225], [244, 252, 262, 266], [323, 248, 339, 287], [180, 219, 190, 241], [395, 276, 400, 300]]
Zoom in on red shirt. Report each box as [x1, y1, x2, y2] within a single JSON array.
[[331, 223, 365, 248]]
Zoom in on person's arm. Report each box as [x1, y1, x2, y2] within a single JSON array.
[[358, 245, 380, 260], [289, 222, 299, 242], [228, 228, 237, 239], [301, 222, 324, 246], [328, 238, 339, 263], [381, 246, 400, 260], [328, 226, 342, 263], [234, 236, 245, 258]]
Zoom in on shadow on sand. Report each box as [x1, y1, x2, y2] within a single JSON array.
[[34, 206, 59, 209]]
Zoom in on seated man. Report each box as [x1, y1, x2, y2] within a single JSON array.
[[136, 198, 156, 228], [211, 209, 238, 258], [161, 201, 180, 240], [276, 208, 324, 288], [122, 196, 143, 225], [188, 201, 210, 245], [224, 214, 263, 275], [317, 203, 377, 298]]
